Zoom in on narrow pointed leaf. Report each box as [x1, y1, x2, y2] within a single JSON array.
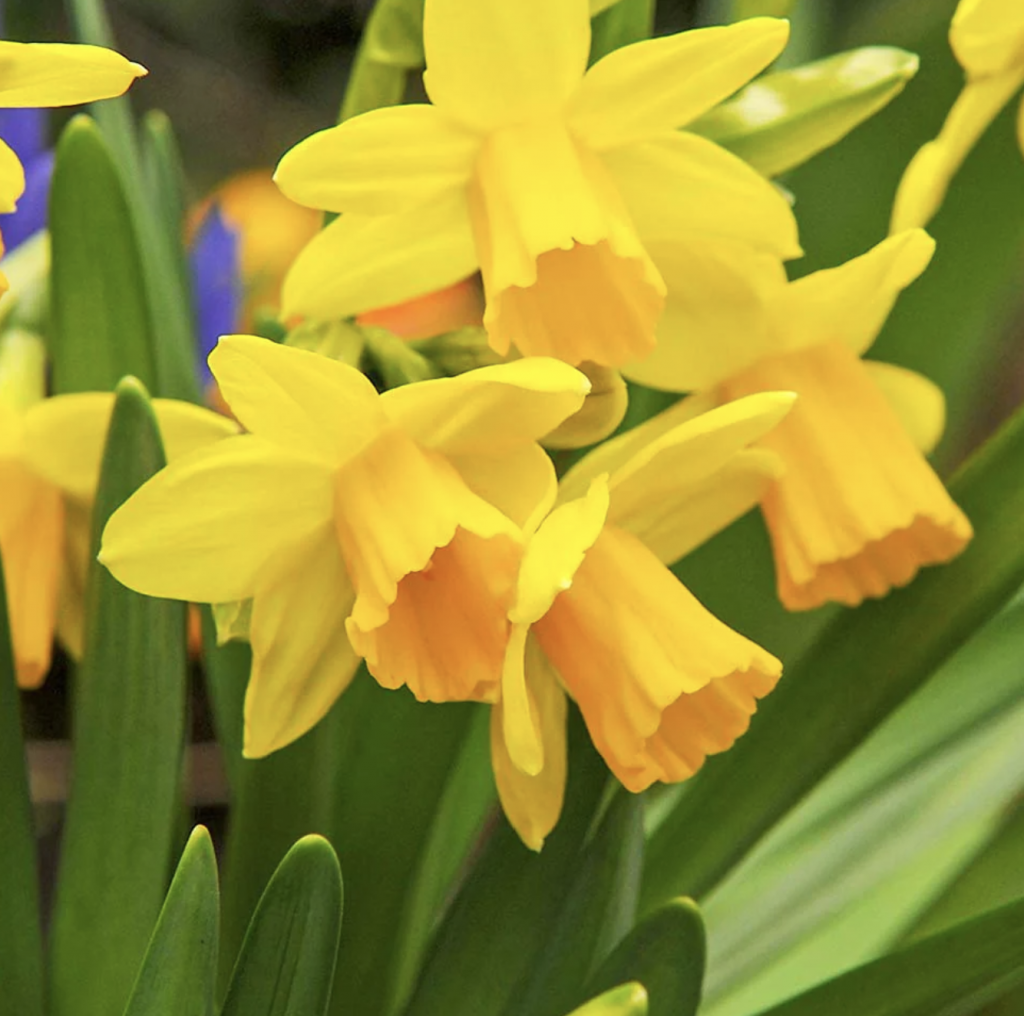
[[644, 398, 1024, 909], [199, 607, 248, 796], [49, 378, 188, 1016], [690, 47, 919, 178], [122, 826, 219, 1016], [584, 900, 706, 1016], [49, 116, 155, 394], [752, 894, 1024, 1016], [0, 558, 43, 1016], [221, 836, 343, 1016], [504, 791, 645, 1016]]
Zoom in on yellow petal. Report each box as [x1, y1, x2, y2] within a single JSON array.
[[336, 425, 516, 633], [534, 524, 781, 790], [423, 0, 590, 132], [381, 357, 591, 455], [469, 118, 665, 366], [209, 335, 383, 463], [0, 41, 145, 107], [567, 18, 790, 150], [500, 622, 545, 775], [621, 236, 787, 392], [891, 71, 1024, 232], [776, 230, 936, 358], [0, 329, 46, 425], [602, 132, 801, 258], [99, 435, 335, 604], [281, 195, 479, 321], [607, 392, 795, 563], [951, 0, 1024, 77], [351, 528, 519, 703], [0, 460, 63, 688], [865, 361, 946, 454], [273, 104, 479, 216], [492, 631, 567, 850], [212, 599, 253, 645], [511, 477, 609, 627], [542, 362, 628, 451], [22, 392, 239, 501], [243, 535, 360, 757], [721, 341, 972, 610], [0, 137, 25, 213]]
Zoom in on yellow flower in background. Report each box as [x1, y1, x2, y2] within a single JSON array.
[[0, 330, 236, 687], [623, 230, 972, 612], [491, 392, 794, 850], [99, 336, 590, 757], [274, 0, 800, 368], [0, 40, 146, 220], [891, 0, 1024, 232]]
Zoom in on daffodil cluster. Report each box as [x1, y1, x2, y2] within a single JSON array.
[[4, 0, 980, 853]]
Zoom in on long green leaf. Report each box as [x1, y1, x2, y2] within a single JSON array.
[[644, 397, 1024, 909], [49, 116, 155, 395], [49, 378, 188, 1016], [0, 557, 43, 1016], [583, 900, 706, 1016], [221, 836, 343, 1016], [589, 0, 655, 63], [504, 791, 645, 1016], [400, 708, 609, 1016], [122, 826, 219, 1016], [690, 47, 919, 178], [752, 894, 1024, 1016]]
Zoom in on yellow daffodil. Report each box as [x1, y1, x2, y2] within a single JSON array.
[[274, 0, 800, 368], [0, 41, 146, 219], [490, 392, 794, 849], [0, 329, 236, 687], [891, 0, 1024, 231], [99, 336, 590, 757], [621, 230, 972, 612]]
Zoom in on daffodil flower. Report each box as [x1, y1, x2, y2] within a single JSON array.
[[0, 329, 237, 688], [490, 392, 794, 850], [621, 230, 972, 612], [891, 0, 1024, 232], [99, 336, 590, 757], [273, 0, 800, 368]]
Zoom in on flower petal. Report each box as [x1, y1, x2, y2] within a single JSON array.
[[99, 435, 334, 604], [567, 18, 790, 150], [423, 0, 590, 131], [621, 236, 787, 392], [381, 357, 590, 455], [274, 104, 479, 216], [865, 360, 946, 454], [951, 0, 1024, 77], [500, 622, 545, 775], [209, 335, 384, 462], [492, 633, 567, 851], [511, 477, 609, 627], [0, 137, 25, 214], [602, 132, 801, 258], [891, 71, 1024, 232], [776, 230, 936, 357], [243, 534, 360, 757], [23, 392, 239, 501], [281, 195, 479, 321], [0, 42, 146, 107]]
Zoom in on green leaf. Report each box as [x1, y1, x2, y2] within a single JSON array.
[[690, 47, 919, 179], [199, 607, 249, 796], [504, 791, 645, 1016], [49, 116, 155, 395], [122, 826, 219, 1016], [221, 836, 343, 1016], [0, 557, 44, 1016], [751, 894, 1024, 1016], [49, 378, 188, 1016], [400, 708, 609, 1016], [584, 900, 706, 1016], [589, 0, 655, 64], [567, 984, 649, 1016], [643, 397, 1024, 910]]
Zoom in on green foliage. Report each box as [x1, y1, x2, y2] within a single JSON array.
[[567, 984, 649, 1016], [589, 0, 656, 64], [48, 379, 187, 1016]]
